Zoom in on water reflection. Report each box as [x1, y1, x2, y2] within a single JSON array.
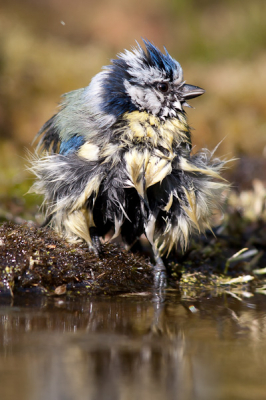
[[0, 290, 266, 400]]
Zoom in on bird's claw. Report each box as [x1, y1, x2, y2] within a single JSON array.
[[153, 266, 167, 289]]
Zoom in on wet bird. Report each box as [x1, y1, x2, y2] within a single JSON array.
[[30, 40, 227, 287]]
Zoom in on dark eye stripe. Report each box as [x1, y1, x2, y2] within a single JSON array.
[[157, 82, 169, 93]]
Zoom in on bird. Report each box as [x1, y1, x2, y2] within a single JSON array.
[[30, 40, 227, 288]]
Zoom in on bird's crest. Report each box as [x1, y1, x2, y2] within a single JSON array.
[[110, 39, 181, 81], [140, 39, 178, 78]]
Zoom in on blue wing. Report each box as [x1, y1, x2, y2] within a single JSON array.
[[59, 135, 85, 155]]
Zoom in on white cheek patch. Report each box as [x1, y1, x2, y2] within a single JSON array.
[[124, 80, 144, 106], [124, 80, 162, 114], [144, 89, 162, 115]]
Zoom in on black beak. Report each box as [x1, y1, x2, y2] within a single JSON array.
[[182, 84, 205, 100]]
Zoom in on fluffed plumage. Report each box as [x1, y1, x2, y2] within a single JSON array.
[[30, 40, 228, 287]]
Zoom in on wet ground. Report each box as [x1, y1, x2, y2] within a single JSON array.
[[1, 290, 266, 400], [1, 181, 266, 399]]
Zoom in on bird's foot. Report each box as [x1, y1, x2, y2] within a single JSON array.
[[153, 268, 167, 290], [153, 258, 167, 290], [89, 228, 102, 257]]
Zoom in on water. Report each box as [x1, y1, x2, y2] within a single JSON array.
[[0, 290, 266, 400]]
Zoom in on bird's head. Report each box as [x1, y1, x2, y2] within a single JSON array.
[[85, 40, 205, 122]]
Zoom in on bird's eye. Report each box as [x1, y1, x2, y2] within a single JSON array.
[[157, 82, 169, 93]]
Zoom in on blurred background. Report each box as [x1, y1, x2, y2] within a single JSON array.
[[0, 0, 266, 220]]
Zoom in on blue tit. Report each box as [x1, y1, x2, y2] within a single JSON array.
[[30, 40, 227, 287]]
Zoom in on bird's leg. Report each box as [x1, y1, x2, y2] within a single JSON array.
[[89, 227, 102, 257], [153, 251, 167, 290], [125, 237, 167, 288]]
